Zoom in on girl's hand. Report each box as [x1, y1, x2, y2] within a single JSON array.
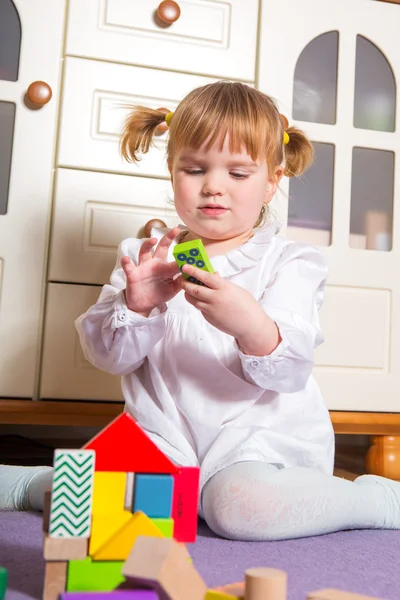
[[180, 264, 281, 355], [121, 228, 182, 316]]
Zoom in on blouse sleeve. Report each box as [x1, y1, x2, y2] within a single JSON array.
[[75, 237, 168, 376], [238, 242, 327, 393]]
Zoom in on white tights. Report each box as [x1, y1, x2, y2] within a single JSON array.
[[202, 461, 400, 541], [1, 462, 400, 542]]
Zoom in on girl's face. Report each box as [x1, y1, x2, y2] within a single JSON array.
[[170, 134, 281, 245]]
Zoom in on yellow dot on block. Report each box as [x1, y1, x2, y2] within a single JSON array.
[[152, 517, 174, 537]]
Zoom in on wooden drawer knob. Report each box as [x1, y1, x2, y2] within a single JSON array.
[[27, 81, 53, 106], [157, 1, 181, 24], [144, 219, 167, 238]]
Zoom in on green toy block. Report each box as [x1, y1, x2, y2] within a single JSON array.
[[67, 557, 125, 591], [0, 567, 7, 600], [173, 239, 214, 286], [152, 517, 174, 537]]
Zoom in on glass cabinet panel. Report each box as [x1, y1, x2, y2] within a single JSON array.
[[0, 0, 21, 82], [354, 36, 396, 132], [0, 101, 16, 215], [350, 147, 394, 251], [287, 142, 334, 246], [293, 31, 339, 125]]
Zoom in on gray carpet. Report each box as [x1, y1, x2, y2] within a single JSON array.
[[0, 511, 399, 599]]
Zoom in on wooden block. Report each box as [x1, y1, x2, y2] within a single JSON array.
[[49, 449, 95, 538], [67, 557, 125, 592], [43, 561, 67, 600], [244, 567, 287, 600], [133, 474, 174, 518], [124, 472, 135, 510], [92, 472, 127, 516], [44, 535, 88, 560], [152, 517, 174, 537], [84, 413, 178, 473], [92, 511, 164, 561], [171, 466, 200, 542], [307, 590, 384, 599], [122, 536, 207, 600], [89, 511, 132, 556], [61, 592, 159, 599], [43, 489, 52, 534]]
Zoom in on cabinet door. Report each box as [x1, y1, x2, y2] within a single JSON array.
[[49, 168, 179, 285], [40, 283, 124, 401], [0, 0, 65, 397], [57, 57, 220, 178], [66, 0, 258, 82], [259, 0, 400, 412]]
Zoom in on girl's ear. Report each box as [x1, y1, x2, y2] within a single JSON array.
[[265, 167, 284, 204]]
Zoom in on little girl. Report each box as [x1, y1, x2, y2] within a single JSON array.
[[2, 81, 400, 541]]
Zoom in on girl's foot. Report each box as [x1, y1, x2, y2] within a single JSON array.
[[354, 474, 400, 529], [0, 465, 53, 511]]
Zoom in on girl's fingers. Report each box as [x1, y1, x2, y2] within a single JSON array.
[[181, 264, 221, 290], [120, 256, 137, 283], [154, 227, 182, 260], [138, 238, 158, 263]]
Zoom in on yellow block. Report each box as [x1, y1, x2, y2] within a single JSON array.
[[89, 511, 132, 556], [92, 511, 165, 561], [92, 472, 127, 516], [205, 592, 237, 600]]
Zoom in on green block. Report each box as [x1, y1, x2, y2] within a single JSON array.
[[152, 517, 174, 537], [67, 557, 125, 591], [0, 567, 7, 600], [173, 239, 214, 285]]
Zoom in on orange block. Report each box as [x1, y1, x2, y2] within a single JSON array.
[[89, 511, 132, 556], [92, 511, 164, 561]]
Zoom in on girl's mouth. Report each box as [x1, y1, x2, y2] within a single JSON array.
[[199, 205, 228, 216]]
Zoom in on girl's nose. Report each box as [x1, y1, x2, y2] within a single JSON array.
[[202, 175, 225, 196]]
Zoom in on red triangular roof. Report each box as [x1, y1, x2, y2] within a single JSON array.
[[83, 413, 178, 473]]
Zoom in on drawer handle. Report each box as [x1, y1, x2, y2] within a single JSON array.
[[27, 81, 53, 106], [157, 1, 181, 24], [144, 219, 167, 238]]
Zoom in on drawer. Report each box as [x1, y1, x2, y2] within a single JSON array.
[[40, 283, 124, 401], [57, 57, 220, 176], [66, 0, 258, 82], [49, 168, 178, 285]]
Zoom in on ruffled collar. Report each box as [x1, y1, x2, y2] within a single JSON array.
[[151, 218, 282, 277]]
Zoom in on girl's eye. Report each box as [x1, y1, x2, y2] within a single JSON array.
[[185, 169, 204, 175], [231, 172, 249, 179]]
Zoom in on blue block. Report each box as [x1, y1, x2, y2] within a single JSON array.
[[133, 474, 174, 518]]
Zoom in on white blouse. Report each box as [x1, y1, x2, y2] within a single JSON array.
[[75, 220, 335, 496]]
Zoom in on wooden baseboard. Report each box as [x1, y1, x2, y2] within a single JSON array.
[[1, 400, 400, 435]]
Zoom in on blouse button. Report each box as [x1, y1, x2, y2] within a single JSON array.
[[251, 359, 260, 368], [118, 311, 126, 321]]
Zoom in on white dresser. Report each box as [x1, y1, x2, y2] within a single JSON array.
[[1, 0, 400, 479]]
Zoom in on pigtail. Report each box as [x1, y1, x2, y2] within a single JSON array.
[[120, 106, 168, 163], [283, 126, 314, 178]]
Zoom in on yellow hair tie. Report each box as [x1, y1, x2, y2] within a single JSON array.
[[283, 131, 290, 145], [165, 111, 174, 127]]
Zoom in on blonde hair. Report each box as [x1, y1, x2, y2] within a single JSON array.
[[120, 81, 314, 226]]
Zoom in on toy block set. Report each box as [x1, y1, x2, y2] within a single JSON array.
[[173, 238, 214, 286], [41, 412, 384, 600]]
